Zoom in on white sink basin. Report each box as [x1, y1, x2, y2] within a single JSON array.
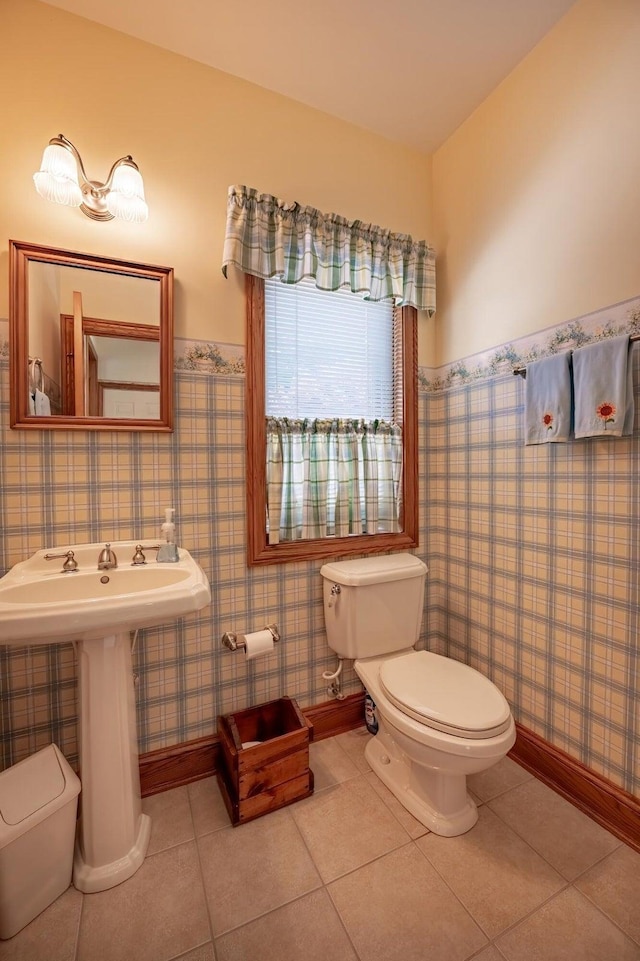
[[0, 540, 210, 644], [0, 539, 212, 895]]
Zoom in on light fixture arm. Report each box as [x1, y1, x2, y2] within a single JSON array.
[[104, 155, 140, 189]]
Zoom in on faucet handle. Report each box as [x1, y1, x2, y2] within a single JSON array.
[[97, 543, 118, 570], [44, 549, 78, 573], [131, 545, 161, 566]]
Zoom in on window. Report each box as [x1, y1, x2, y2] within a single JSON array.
[[246, 274, 418, 565], [265, 278, 394, 421]]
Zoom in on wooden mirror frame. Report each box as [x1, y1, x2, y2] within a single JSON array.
[[9, 240, 174, 431]]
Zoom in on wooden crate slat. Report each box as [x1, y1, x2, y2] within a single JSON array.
[[238, 749, 309, 799], [216, 696, 313, 825]]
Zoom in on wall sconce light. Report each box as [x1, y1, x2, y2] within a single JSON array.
[[33, 134, 148, 223]]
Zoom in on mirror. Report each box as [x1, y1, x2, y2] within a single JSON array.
[[9, 240, 174, 431]]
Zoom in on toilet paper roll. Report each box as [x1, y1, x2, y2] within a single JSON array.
[[242, 629, 275, 660]]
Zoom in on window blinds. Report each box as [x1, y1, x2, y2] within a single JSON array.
[[265, 278, 394, 421]]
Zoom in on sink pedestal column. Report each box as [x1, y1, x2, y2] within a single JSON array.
[[72, 632, 151, 893]]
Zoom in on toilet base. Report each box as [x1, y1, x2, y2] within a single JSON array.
[[365, 730, 478, 837]]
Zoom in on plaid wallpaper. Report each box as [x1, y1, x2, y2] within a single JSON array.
[[0, 358, 381, 769], [0, 320, 638, 799], [425, 351, 640, 797]]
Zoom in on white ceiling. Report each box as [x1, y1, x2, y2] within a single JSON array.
[[43, 0, 577, 153]]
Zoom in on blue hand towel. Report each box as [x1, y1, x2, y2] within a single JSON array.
[[573, 336, 634, 439], [524, 351, 572, 445]]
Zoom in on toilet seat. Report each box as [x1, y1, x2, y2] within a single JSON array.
[[379, 650, 512, 739]]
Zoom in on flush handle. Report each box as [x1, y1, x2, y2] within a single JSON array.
[[327, 583, 341, 608]]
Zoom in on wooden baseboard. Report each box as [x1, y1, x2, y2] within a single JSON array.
[[139, 698, 640, 855], [510, 723, 640, 854], [304, 690, 366, 740], [139, 733, 219, 797], [139, 691, 365, 797]]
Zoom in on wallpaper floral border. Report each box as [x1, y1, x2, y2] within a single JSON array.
[[3, 293, 639, 392], [175, 338, 245, 375], [174, 294, 640, 390], [419, 295, 640, 392]]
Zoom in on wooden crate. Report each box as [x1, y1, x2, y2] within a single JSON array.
[[217, 696, 314, 825]]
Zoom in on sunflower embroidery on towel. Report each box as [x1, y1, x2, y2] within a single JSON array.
[[596, 402, 616, 428], [542, 413, 553, 431]]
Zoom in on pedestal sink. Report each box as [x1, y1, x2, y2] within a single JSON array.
[[0, 541, 211, 893]]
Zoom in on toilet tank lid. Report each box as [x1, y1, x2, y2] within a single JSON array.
[[321, 553, 427, 586]]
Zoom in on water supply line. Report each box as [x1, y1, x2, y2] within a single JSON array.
[[131, 629, 140, 686], [322, 658, 345, 699]]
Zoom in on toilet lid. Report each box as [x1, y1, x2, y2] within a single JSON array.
[[379, 651, 512, 739]]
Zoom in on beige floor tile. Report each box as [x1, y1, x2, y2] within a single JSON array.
[[8, 728, 632, 961], [309, 736, 360, 791], [470, 948, 504, 961], [417, 806, 565, 939], [0, 886, 82, 961], [328, 844, 487, 961], [188, 775, 233, 836], [143, 785, 195, 856], [168, 944, 215, 961], [334, 726, 373, 773], [290, 775, 410, 882], [489, 778, 620, 880], [215, 889, 358, 961], [76, 841, 210, 961], [576, 844, 640, 944], [496, 887, 640, 960], [467, 756, 532, 802], [198, 808, 321, 936], [468, 787, 483, 806], [364, 770, 429, 839]]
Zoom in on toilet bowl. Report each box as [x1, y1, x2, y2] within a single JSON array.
[[355, 649, 515, 835], [320, 554, 516, 837]]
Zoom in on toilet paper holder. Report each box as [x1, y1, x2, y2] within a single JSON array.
[[221, 624, 280, 652]]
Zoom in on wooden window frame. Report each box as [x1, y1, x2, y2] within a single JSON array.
[[245, 274, 419, 566]]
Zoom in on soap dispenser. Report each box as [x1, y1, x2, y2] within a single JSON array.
[[157, 508, 179, 563]]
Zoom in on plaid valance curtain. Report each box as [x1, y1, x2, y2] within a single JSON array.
[[222, 184, 436, 314]]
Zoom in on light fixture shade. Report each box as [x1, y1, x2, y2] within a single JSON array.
[[33, 143, 83, 207], [106, 162, 149, 223]]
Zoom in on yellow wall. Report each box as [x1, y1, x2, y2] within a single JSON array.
[[432, 0, 640, 365], [0, 0, 432, 352], [3, 0, 639, 371]]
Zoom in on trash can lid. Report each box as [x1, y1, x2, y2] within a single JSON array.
[[0, 744, 74, 827]]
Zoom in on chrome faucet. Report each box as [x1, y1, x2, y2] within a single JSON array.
[[97, 544, 118, 570]]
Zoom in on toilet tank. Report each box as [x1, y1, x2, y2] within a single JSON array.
[[320, 554, 427, 659]]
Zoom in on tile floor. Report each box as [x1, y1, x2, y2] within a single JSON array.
[[2, 727, 640, 961]]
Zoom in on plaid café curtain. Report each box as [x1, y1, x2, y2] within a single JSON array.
[[222, 184, 434, 542], [266, 418, 403, 543]]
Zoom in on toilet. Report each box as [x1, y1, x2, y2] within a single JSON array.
[[320, 553, 516, 836]]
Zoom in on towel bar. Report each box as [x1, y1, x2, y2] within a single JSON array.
[[513, 333, 639, 377]]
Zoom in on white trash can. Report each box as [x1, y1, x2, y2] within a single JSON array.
[[0, 743, 81, 939]]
